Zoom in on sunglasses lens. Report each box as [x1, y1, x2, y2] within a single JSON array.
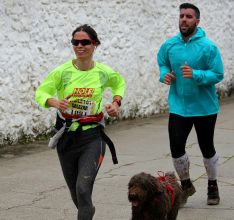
[[71, 39, 92, 46], [81, 39, 92, 46], [71, 39, 77, 46]]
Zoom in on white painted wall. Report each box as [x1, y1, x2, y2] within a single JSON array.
[[1, 0, 233, 145]]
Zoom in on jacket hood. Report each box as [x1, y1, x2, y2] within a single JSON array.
[[177, 27, 206, 41]]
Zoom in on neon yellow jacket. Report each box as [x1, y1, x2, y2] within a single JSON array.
[[35, 60, 125, 130]]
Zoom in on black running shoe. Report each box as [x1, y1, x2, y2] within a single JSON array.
[[207, 185, 220, 205]]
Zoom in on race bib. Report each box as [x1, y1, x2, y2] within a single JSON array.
[[64, 99, 96, 117]]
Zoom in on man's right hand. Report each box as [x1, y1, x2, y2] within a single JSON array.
[[164, 71, 175, 85]]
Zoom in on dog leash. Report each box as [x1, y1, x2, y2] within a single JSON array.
[[156, 171, 175, 208]]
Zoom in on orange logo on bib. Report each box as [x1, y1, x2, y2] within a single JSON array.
[[72, 88, 95, 98]]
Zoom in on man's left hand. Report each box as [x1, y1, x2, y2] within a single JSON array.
[[181, 64, 193, 78]]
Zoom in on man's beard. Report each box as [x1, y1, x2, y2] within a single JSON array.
[[180, 24, 197, 37]]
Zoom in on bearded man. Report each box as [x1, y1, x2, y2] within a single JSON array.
[[157, 3, 224, 205]]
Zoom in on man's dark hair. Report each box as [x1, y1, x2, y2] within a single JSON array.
[[179, 3, 200, 19]]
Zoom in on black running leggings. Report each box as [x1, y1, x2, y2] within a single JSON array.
[[57, 126, 106, 220], [168, 113, 217, 159]]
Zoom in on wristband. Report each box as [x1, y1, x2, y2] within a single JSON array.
[[112, 99, 121, 107]]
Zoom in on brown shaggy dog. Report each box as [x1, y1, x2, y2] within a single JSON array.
[[128, 172, 183, 220]]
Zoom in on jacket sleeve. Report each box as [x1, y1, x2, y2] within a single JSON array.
[[35, 70, 58, 108], [192, 45, 224, 85], [104, 71, 125, 98], [157, 43, 171, 83]]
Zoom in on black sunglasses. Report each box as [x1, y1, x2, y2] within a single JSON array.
[[71, 39, 93, 46]]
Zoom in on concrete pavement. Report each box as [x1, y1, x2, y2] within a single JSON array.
[[0, 96, 234, 220]]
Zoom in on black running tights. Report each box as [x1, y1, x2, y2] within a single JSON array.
[[57, 126, 106, 220], [168, 113, 217, 159]]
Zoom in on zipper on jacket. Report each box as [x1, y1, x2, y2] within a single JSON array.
[[182, 42, 187, 114]]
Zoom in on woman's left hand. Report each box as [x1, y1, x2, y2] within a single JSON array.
[[105, 102, 120, 117]]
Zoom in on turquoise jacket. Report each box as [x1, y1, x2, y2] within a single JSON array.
[[157, 27, 224, 116]]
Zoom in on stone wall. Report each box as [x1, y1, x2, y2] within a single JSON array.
[[1, 0, 233, 145]]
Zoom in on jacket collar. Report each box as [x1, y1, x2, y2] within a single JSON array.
[[177, 27, 206, 42]]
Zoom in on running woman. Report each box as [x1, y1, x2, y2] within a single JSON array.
[[35, 24, 125, 219]]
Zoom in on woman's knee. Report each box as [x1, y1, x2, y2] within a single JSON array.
[[76, 177, 93, 199]]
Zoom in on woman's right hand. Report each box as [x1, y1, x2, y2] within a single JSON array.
[[47, 98, 70, 111]]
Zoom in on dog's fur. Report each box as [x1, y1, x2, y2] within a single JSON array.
[[128, 172, 183, 220]]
